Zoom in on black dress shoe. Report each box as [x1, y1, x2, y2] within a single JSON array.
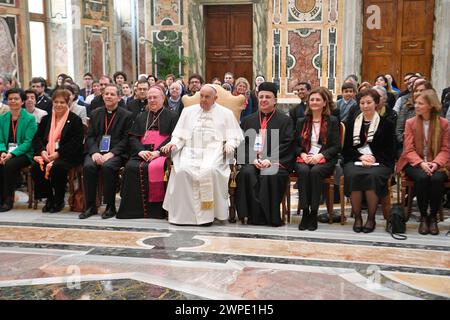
[[307, 210, 318, 231], [79, 207, 98, 219], [102, 205, 116, 219], [50, 202, 65, 213], [42, 200, 54, 213], [298, 208, 310, 231], [0, 197, 13, 212]]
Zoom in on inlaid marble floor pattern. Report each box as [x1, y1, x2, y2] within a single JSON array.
[[0, 191, 448, 300]]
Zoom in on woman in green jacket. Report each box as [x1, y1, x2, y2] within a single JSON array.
[[0, 88, 38, 212]]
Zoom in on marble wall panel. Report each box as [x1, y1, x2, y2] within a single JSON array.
[[0, 15, 17, 78], [84, 26, 110, 79], [287, 29, 322, 91], [121, 30, 133, 79]]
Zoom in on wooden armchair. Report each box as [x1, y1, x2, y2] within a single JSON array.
[[400, 171, 447, 222]]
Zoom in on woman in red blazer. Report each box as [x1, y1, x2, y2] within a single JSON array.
[[397, 89, 450, 235]]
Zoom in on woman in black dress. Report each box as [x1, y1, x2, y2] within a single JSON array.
[[342, 89, 395, 233]]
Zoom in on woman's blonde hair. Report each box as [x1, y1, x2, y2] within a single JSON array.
[[416, 89, 442, 160], [234, 77, 250, 93]]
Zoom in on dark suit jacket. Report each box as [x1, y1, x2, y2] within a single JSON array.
[[126, 99, 148, 121], [85, 106, 133, 159], [80, 88, 92, 100], [342, 116, 395, 169], [289, 102, 306, 127], [294, 115, 340, 161], [32, 111, 84, 165], [36, 94, 53, 114]]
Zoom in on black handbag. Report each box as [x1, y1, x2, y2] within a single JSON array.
[[386, 204, 407, 240]]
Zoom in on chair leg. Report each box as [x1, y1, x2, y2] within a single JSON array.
[[328, 183, 334, 224], [396, 173, 401, 205], [228, 189, 236, 223], [27, 170, 33, 209], [439, 207, 444, 222], [340, 176, 345, 225], [407, 186, 413, 219], [286, 180, 291, 224]]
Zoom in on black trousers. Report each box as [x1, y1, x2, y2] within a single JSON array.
[[83, 155, 124, 207], [404, 164, 448, 216], [294, 162, 335, 211], [0, 155, 30, 199], [31, 159, 75, 203]]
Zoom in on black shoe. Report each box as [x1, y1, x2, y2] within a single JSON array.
[[102, 205, 116, 219], [363, 218, 376, 233], [50, 201, 65, 213], [42, 200, 54, 213], [298, 208, 310, 230], [0, 197, 13, 212], [353, 214, 363, 233], [79, 206, 98, 219], [307, 210, 318, 231]]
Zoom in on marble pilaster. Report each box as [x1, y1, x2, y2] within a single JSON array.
[[341, 0, 363, 83], [431, 0, 450, 96]]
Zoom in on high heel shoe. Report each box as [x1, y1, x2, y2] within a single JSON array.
[[353, 214, 363, 233], [363, 218, 376, 233]]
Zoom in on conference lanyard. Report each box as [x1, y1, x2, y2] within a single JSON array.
[[104, 112, 117, 135], [11, 118, 19, 143]]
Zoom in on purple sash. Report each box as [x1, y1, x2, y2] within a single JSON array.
[[140, 130, 168, 202]]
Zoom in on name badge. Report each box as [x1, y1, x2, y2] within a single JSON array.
[[100, 135, 111, 153], [7, 143, 18, 153], [357, 144, 373, 155], [253, 134, 263, 153], [308, 144, 322, 155]]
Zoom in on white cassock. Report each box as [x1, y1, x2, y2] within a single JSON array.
[[163, 103, 244, 225]]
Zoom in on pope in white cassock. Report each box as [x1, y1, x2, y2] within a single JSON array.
[[161, 85, 244, 225]]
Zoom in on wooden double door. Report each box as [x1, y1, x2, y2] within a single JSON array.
[[362, 0, 435, 89], [204, 5, 253, 85]]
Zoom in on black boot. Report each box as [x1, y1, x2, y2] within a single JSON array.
[[298, 208, 310, 230], [0, 196, 13, 212], [308, 210, 318, 231]]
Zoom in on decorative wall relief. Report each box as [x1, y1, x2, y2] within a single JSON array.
[[84, 26, 109, 78], [287, 29, 322, 91], [288, 0, 322, 23], [0, 15, 18, 78], [82, 0, 109, 21], [152, 0, 182, 26]]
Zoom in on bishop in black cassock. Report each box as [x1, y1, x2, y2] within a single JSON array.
[[235, 82, 294, 226]]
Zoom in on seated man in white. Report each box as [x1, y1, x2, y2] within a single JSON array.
[[161, 84, 244, 225]]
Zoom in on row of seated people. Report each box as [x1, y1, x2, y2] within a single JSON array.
[[0, 83, 448, 236]]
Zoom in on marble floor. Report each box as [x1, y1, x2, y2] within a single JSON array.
[[0, 190, 449, 301]]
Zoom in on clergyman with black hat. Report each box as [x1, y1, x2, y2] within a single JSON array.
[[235, 82, 294, 226]]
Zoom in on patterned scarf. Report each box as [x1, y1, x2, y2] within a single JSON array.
[[353, 112, 380, 146], [300, 115, 328, 153]]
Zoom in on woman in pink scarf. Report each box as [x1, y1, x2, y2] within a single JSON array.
[[31, 89, 84, 213]]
